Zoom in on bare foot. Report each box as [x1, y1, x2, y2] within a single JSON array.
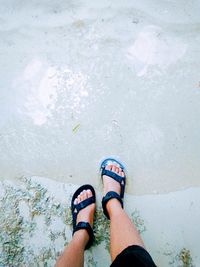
[[103, 164, 125, 214]]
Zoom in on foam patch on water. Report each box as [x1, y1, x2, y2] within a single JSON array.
[[13, 60, 90, 126], [127, 25, 187, 76]]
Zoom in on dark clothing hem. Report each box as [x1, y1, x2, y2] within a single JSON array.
[[110, 245, 157, 267]]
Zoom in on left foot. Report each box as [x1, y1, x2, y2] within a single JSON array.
[[73, 189, 95, 239]]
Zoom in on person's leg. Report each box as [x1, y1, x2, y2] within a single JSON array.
[[55, 190, 95, 267], [55, 231, 87, 267], [103, 165, 145, 262]]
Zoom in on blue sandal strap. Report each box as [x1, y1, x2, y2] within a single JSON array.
[[102, 191, 123, 219], [72, 196, 95, 214], [101, 169, 124, 184], [101, 169, 125, 198], [73, 221, 94, 250]]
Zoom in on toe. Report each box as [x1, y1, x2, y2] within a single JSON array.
[[105, 165, 112, 171], [80, 191, 84, 200], [82, 190, 87, 200], [115, 166, 120, 173], [111, 165, 116, 173], [76, 189, 93, 204], [86, 189, 92, 198], [74, 198, 78, 205], [77, 194, 82, 203], [119, 171, 124, 177]]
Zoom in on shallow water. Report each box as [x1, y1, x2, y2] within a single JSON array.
[[0, 0, 200, 266], [1, 0, 200, 195]]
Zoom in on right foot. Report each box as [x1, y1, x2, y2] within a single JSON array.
[[103, 164, 125, 213]]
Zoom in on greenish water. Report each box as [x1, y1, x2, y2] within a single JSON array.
[[0, 0, 200, 195]]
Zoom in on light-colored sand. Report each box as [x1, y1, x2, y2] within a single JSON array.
[[0, 176, 199, 266]]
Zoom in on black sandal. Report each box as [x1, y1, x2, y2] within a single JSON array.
[[71, 184, 96, 249], [101, 158, 126, 219]]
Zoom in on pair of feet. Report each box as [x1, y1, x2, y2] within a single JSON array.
[[73, 164, 125, 240]]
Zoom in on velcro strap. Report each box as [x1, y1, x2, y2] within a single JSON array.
[[102, 169, 124, 184], [73, 196, 95, 213], [101, 169, 125, 198], [102, 191, 123, 219]]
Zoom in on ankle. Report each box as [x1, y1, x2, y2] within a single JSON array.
[[106, 199, 123, 217], [73, 229, 89, 247]]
